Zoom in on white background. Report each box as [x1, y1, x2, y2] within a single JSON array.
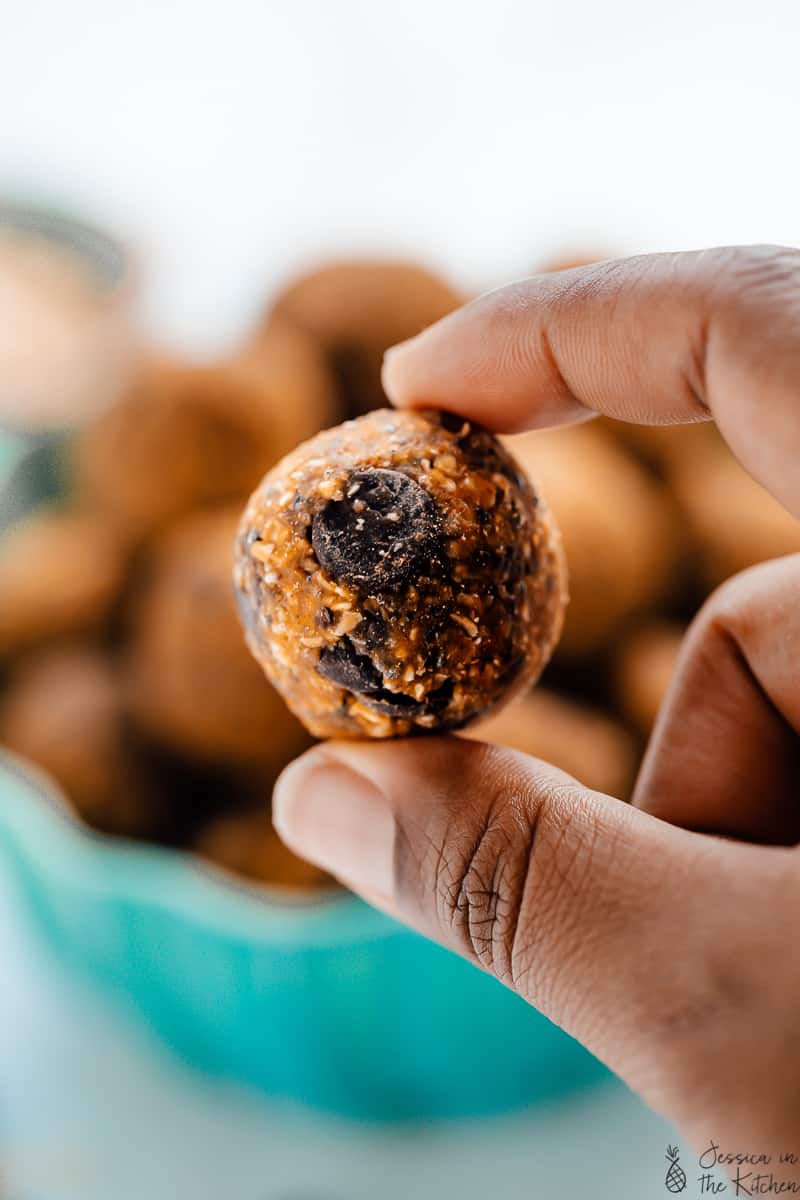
[[2, 0, 800, 352], [0, 3, 796, 1195]]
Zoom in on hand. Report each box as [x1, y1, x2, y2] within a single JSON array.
[[274, 247, 800, 1158]]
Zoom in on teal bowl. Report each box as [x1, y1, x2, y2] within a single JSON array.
[[0, 756, 607, 1120], [0, 432, 607, 1121]]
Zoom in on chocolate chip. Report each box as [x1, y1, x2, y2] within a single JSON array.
[[439, 410, 466, 434], [317, 637, 384, 693], [425, 677, 454, 712], [317, 636, 422, 717], [245, 527, 262, 545], [365, 690, 425, 718], [358, 608, 388, 649], [311, 469, 442, 594]]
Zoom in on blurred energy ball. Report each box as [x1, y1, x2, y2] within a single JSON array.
[[507, 424, 684, 656], [465, 688, 637, 800], [269, 259, 464, 418]]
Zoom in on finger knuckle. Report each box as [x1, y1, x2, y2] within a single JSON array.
[[696, 556, 800, 647], [704, 246, 800, 349], [419, 760, 605, 1004], [433, 772, 535, 983], [722, 242, 800, 284], [692, 572, 752, 641], [513, 786, 620, 1013], [700, 243, 800, 294]]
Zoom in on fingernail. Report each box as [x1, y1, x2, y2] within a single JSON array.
[[273, 753, 395, 895]]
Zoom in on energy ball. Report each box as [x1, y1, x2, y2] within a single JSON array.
[[0, 645, 157, 838], [507, 425, 683, 656], [672, 447, 800, 588], [601, 417, 719, 476], [75, 326, 336, 542], [235, 409, 567, 739], [464, 688, 637, 799], [193, 808, 332, 890], [615, 621, 684, 736], [0, 507, 125, 657], [127, 506, 310, 770], [238, 315, 338, 453], [269, 260, 464, 417]]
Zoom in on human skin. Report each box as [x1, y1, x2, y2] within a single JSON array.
[[273, 247, 800, 1159]]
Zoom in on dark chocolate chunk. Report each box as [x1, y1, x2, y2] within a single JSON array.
[[438, 410, 483, 453], [358, 608, 388, 649], [425, 677, 454, 712], [363, 690, 425, 718], [317, 637, 384, 693], [439, 410, 467, 434], [317, 637, 423, 717], [311, 469, 442, 593]]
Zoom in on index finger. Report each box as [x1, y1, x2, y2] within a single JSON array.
[[382, 246, 800, 515]]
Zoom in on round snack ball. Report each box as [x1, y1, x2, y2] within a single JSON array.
[[193, 808, 332, 890], [615, 621, 684, 736], [506, 425, 684, 657], [464, 688, 637, 800], [75, 327, 336, 543], [0, 645, 157, 838], [235, 409, 567, 740], [0, 507, 124, 657], [127, 506, 310, 770], [672, 447, 800, 589], [600, 417, 719, 475], [238, 315, 337, 452], [269, 260, 464, 417]]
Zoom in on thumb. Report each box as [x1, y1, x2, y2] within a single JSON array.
[[273, 736, 791, 1124]]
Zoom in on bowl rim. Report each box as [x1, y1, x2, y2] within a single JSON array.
[[0, 751, 400, 949], [0, 198, 130, 289], [0, 199, 139, 438]]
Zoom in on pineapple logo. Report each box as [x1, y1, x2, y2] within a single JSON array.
[[665, 1144, 687, 1193]]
